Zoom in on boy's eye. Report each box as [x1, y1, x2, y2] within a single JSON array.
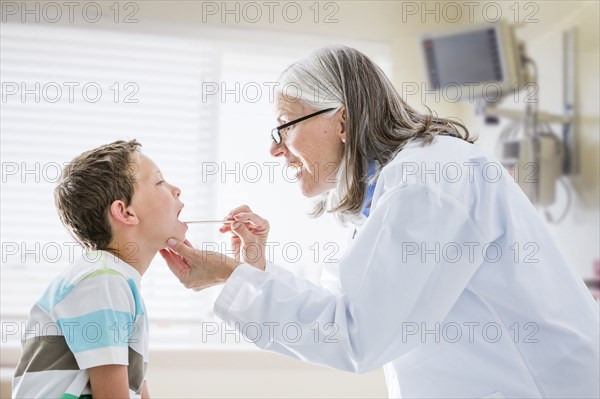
[[157, 180, 165, 185]]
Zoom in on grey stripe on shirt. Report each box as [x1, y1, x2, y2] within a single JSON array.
[[14, 335, 78, 377], [14, 335, 147, 393]]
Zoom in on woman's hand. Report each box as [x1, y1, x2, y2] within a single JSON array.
[[159, 239, 241, 291], [161, 205, 269, 290], [219, 204, 270, 270]]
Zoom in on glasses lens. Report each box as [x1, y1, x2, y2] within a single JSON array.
[[271, 128, 281, 144]]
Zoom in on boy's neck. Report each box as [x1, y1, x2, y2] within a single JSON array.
[[105, 238, 157, 276]]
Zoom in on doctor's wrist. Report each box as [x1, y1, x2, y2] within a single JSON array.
[[222, 257, 242, 281], [244, 259, 266, 271]]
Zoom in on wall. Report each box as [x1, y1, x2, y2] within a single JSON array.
[[133, 0, 466, 117], [462, 0, 600, 279]]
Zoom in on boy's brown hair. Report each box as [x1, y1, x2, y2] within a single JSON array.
[[54, 140, 141, 250]]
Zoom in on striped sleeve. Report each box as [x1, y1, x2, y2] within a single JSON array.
[[50, 269, 136, 370]]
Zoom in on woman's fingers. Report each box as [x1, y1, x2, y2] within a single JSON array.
[[159, 248, 186, 270], [230, 221, 254, 243], [225, 204, 252, 219], [160, 238, 198, 275], [159, 248, 191, 282], [231, 235, 241, 262], [167, 238, 197, 259], [232, 212, 268, 229], [219, 207, 269, 268], [161, 239, 242, 291], [219, 221, 255, 233], [220, 206, 267, 233]]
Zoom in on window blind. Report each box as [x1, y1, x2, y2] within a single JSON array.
[[0, 22, 221, 348]]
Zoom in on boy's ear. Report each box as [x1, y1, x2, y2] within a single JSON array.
[[109, 200, 138, 226]]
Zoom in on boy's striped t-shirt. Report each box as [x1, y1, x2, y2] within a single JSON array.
[[12, 250, 149, 399]]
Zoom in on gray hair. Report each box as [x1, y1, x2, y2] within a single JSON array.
[[277, 45, 475, 225]]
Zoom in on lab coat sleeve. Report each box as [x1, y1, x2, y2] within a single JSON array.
[[264, 260, 325, 292], [214, 184, 489, 373]]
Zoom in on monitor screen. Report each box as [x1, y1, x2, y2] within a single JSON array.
[[424, 28, 504, 89]]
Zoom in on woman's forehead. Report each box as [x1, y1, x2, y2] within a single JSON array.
[[275, 95, 305, 117]]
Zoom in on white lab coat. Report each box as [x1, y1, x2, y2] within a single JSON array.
[[214, 135, 599, 398]]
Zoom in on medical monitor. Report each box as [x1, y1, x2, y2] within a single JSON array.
[[421, 22, 525, 101]]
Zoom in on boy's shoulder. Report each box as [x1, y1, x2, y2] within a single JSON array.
[[38, 250, 143, 315], [61, 250, 140, 286]]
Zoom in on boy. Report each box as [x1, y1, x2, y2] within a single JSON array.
[[12, 140, 187, 398]]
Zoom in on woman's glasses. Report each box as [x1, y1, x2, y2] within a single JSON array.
[[271, 107, 337, 144]]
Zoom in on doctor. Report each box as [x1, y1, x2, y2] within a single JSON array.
[[160, 46, 599, 398]]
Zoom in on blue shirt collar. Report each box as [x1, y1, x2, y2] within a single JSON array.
[[361, 159, 378, 218]]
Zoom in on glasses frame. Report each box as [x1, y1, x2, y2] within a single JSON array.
[[271, 107, 337, 144]]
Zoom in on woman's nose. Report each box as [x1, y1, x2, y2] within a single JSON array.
[[270, 140, 287, 158]]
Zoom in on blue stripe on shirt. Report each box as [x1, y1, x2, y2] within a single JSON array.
[[57, 309, 134, 352], [37, 278, 76, 313], [127, 278, 146, 317]]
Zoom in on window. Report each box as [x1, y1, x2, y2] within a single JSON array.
[[1, 22, 392, 349]]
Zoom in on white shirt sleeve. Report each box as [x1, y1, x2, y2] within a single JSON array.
[[214, 184, 489, 373]]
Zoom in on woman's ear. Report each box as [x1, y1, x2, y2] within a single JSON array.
[[338, 107, 347, 143], [109, 200, 138, 226]]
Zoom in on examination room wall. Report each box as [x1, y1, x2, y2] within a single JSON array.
[[463, 0, 600, 282], [1, 1, 598, 398]]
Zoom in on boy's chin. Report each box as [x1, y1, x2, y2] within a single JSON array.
[[174, 220, 189, 238], [164, 229, 187, 247]]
